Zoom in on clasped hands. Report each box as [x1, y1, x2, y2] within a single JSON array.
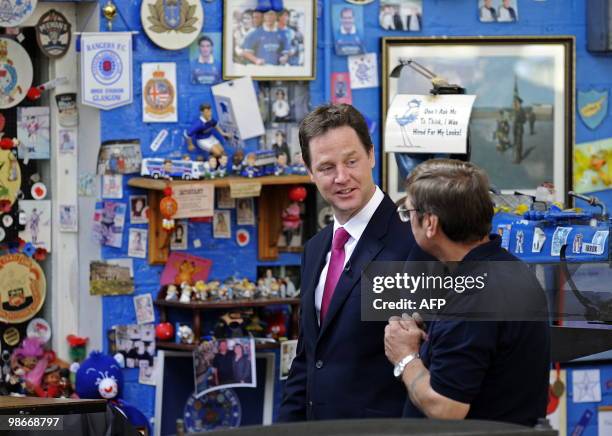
[[384, 312, 428, 366]]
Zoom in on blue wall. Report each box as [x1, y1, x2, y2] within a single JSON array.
[[97, 0, 612, 433]]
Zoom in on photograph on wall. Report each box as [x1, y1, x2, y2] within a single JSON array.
[[382, 37, 574, 202], [478, 0, 518, 23], [332, 3, 365, 56], [18, 200, 52, 252], [190, 33, 222, 85], [213, 210, 232, 239], [331, 72, 352, 104], [348, 53, 379, 89], [129, 195, 149, 224], [270, 85, 292, 122], [115, 323, 155, 369], [97, 139, 142, 175], [58, 128, 76, 154], [279, 339, 298, 380], [223, 0, 316, 80], [102, 174, 123, 199], [134, 293, 155, 325], [56, 93, 78, 127], [139, 358, 156, 385], [170, 220, 188, 250], [17, 107, 50, 160], [92, 201, 126, 248], [142, 63, 178, 123], [160, 252, 212, 286], [262, 123, 301, 167], [379, 0, 422, 31], [128, 228, 148, 259], [236, 198, 255, 226], [59, 204, 78, 232], [89, 259, 134, 296], [193, 337, 256, 398], [216, 187, 236, 209], [573, 137, 612, 194]]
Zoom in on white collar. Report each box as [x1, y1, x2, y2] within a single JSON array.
[[198, 54, 215, 64], [263, 23, 277, 32], [340, 25, 356, 35], [332, 186, 384, 244], [200, 116, 211, 123]]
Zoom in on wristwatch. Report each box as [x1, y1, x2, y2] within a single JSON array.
[[393, 352, 420, 378]]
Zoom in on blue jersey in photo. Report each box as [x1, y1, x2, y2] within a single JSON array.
[[242, 27, 290, 65], [335, 32, 365, 56], [191, 60, 221, 85]]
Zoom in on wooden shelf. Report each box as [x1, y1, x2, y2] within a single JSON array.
[[128, 175, 311, 191], [155, 297, 300, 310], [156, 340, 281, 352]]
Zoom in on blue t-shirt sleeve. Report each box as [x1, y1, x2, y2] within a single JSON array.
[[427, 321, 497, 404], [242, 29, 258, 53]]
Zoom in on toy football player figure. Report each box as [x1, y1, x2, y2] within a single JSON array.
[[186, 103, 230, 158]]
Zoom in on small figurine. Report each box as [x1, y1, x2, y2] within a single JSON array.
[[177, 324, 195, 344], [194, 280, 208, 301], [232, 150, 244, 175], [165, 284, 179, 301], [217, 154, 229, 178], [284, 276, 299, 298], [179, 282, 193, 303], [186, 103, 230, 158], [66, 335, 88, 363], [289, 152, 308, 175], [204, 155, 218, 179], [58, 368, 75, 398], [275, 152, 288, 176], [241, 152, 260, 178], [31, 364, 61, 398]]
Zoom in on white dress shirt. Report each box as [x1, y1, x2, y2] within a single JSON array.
[[314, 186, 384, 324]]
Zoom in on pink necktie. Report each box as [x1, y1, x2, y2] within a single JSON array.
[[320, 227, 351, 323]]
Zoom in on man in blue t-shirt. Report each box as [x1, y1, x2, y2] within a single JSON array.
[[385, 159, 550, 427], [242, 10, 289, 66], [186, 103, 229, 157], [191, 36, 221, 85], [335, 7, 365, 56]]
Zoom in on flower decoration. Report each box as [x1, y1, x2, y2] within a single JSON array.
[[34, 248, 48, 261], [159, 185, 178, 232]]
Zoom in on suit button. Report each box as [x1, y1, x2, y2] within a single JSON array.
[[308, 401, 313, 406], [315, 360, 323, 369]]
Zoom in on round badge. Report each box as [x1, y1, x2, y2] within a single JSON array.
[[0, 254, 46, 324], [140, 0, 204, 50], [0, 0, 38, 27], [183, 389, 241, 432], [26, 317, 52, 343], [2, 214, 13, 227], [0, 227, 5, 242], [236, 229, 250, 247], [0, 38, 34, 109], [31, 182, 47, 200], [3, 326, 20, 346], [91, 50, 123, 86]]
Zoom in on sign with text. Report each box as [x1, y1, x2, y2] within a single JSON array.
[[174, 183, 214, 219], [384, 94, 476, 154], [230, 182, 261, 199], [80, 32, 133, 110]]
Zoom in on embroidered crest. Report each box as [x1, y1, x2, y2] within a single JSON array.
[[0, 38, 32, 109], [147, 0, 198, 33], [578, 88, 608, 130], [0, 0, 37, 28], [144, 68, 175, 116]]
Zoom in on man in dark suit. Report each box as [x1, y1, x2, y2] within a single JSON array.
[[279, 104, 425, 421]]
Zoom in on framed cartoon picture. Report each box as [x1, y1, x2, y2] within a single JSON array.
[[223, 0, 316, 80], [382, 36, 574, 203]]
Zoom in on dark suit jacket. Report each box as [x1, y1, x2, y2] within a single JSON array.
[[279, 194, 427, 421]]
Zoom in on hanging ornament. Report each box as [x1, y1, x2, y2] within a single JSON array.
[[102, 0, 118, 31], [160, 185, 178, 231]]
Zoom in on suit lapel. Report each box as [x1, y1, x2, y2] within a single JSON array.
[[317, 196, 395, 340], [302, 225, 332, 339]]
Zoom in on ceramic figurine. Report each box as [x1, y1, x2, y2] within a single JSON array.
[[274, 152, 288, 176], [194, 280, 208, 301], [177, 324, 195, 344], [165, 285, 179, 301], [186, 103, 230, 158], [179, 282, 193, 303], [241, 152, 260, 178], [204, 155, 218, 179], [217, 154, 229, 178]]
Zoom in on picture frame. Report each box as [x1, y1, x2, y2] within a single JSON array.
[[223, 0, 316, 80], [382, 36, 575, 203]]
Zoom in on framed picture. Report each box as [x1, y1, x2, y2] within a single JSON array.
[[382, 36, 574, 203], [223, 0, 316, 80]]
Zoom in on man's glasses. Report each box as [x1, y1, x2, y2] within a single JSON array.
[[397, 205, 419, 222]]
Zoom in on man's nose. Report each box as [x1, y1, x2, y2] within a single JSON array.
[[334, 165, 350, 184]]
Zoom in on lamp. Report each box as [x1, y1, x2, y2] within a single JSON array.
[[390, 58, 466, 95]]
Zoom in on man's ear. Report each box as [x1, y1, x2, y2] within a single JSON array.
[[369, 146, 375, 169], [425, 214, 439, 239]]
